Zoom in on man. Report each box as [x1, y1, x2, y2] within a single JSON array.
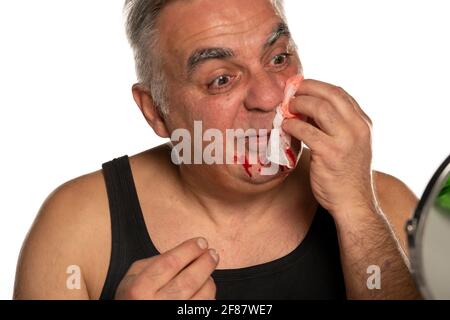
[[14, 0, 421, 299]]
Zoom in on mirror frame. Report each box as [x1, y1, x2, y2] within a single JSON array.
[[405, 154, 450, 299]]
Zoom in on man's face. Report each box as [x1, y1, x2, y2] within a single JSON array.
[[158, 0, 302, 185]]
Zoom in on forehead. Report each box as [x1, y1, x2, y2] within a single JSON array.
[[158, 0, 283, 66]]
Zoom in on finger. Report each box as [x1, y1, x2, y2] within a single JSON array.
[[190, 277, 217, 300], [282, 118, 330, 152], [289, 95, 347, 136], [294, 79, 358, 120], [294, 79, 372, 133], [347, 94, 373, 127], [157, 249, 219, 299], [139, 237, 210, 291], [126, 258, 154, 275]]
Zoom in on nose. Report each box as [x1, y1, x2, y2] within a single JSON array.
[[244, 70, 284, 113]]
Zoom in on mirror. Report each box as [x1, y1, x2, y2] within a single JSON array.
[[406, 154, 450, 299]]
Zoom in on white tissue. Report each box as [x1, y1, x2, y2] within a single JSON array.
[[266, 105, 293, 168]]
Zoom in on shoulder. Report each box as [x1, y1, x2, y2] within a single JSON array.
[[372, 170, 419, 252], [14, 168, 110, 299], [14, 145, 172, 299]]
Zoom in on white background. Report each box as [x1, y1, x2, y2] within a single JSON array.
[[0, 0, 449, 299]]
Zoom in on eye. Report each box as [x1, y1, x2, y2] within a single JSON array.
[[270, 52, 293, 68], [208, 75, 233, 91]]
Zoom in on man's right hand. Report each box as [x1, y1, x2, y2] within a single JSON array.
[[115, 237, 219, 300]]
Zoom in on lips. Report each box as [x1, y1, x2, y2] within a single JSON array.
[[246, 135, 269, 153], [234, 129, 272, 139]]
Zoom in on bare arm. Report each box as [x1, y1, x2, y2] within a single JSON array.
[[13, 174, 106, 299], [333, 171, 421, 299]]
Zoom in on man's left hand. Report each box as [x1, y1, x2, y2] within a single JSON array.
[[282, 79, 376, 219]]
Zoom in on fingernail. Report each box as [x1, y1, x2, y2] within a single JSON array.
[[197, 237, 208, 250], [209, 249, 219, 263]]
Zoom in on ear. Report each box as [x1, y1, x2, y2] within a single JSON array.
[[132, 83, 170, 138]]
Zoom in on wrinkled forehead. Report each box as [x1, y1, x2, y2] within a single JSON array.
[[157, 0, 285, 76]]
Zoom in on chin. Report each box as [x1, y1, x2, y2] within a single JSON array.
[[235, 138, 303, 183], [248, 169, 291, 185]]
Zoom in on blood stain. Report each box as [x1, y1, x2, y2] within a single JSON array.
[[243, 156, 252, 178], [286, 148, 297, 167]]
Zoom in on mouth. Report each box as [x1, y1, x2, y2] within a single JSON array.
[[246, 134, 270, 153], [231, 127, 302, 173], [234, 129, 272, 139]]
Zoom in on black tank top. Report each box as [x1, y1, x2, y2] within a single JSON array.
[[99, 155, 347, 300]]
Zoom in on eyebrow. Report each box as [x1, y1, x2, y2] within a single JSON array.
[[264, 22, 291, 49], [186, 22, 291, 78]]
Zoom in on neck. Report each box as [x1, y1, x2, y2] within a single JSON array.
[[175, 160, 311, 229]]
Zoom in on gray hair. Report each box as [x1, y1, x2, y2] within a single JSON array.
[[124, 0, 287, 117]]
